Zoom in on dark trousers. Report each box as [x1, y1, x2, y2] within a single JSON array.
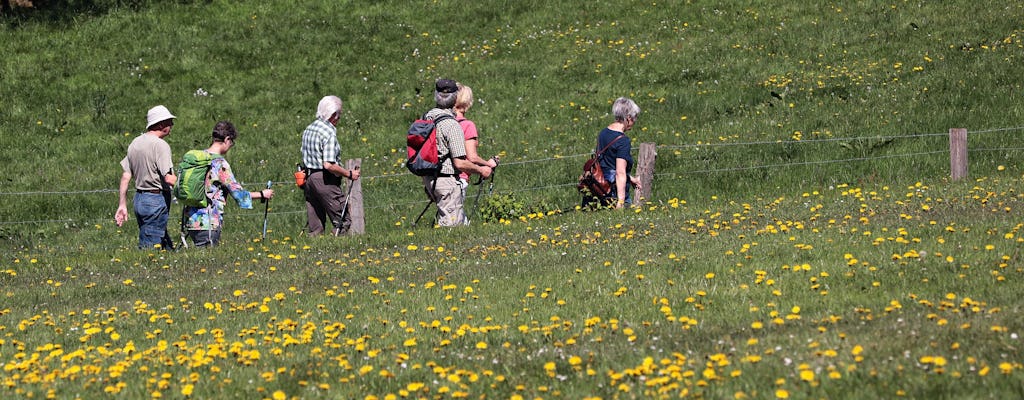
[[303, 171, 351, 236], [187, 229, 222, 247]]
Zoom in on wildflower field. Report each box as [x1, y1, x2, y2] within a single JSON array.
[[3, 176, 1023, 399], [2, 0, 1024, 398]]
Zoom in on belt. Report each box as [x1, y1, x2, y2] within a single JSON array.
[[139, 189, 163, 194]]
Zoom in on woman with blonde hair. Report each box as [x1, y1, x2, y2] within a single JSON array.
[[454, 83, 498, 217]]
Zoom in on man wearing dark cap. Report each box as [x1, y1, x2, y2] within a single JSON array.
[[420, 79, 492, 226], [115, 105, 178, 249]]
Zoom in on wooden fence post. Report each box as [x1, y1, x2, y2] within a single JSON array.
[[949, 128, 968, 181], [345, 158, 365, 234], [636, 142, 656, 205]]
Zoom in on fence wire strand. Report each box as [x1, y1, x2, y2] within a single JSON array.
[[3, 125, 1023, 227]]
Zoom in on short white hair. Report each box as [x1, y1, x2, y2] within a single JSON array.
[[316, 95, 343, 120], [612, 97, 640, 122], [435, 91, 457, 109]]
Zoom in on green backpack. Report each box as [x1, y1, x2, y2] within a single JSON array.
[[173, 150, 222, 208]]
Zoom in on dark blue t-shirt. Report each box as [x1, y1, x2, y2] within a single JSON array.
[[596, 127, 632, 182]]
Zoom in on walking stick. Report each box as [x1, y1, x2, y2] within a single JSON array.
[[411, 199, 433, 227], [180, 205, 189, 249], [335, 166, 359, 236], [261, 181, 271, 240], [470, 157, 498, 221]]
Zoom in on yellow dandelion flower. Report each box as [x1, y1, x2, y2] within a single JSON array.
[[852, 345, 863, 356]]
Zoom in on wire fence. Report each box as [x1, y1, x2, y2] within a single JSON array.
[[2, 125, 1023, 227]]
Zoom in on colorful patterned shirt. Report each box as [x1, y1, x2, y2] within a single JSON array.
[[184, 156, 254, 231]]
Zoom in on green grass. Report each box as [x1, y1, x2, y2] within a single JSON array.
[[2, 176, 1023, 398], [2, 1, 1024, 398]]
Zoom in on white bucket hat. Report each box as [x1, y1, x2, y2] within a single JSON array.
[[146, 105, 176, 129]]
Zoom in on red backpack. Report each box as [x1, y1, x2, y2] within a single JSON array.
[[406, 114, 454, 176]]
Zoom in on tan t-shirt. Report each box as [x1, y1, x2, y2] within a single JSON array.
[[120, 133, 173, 191]]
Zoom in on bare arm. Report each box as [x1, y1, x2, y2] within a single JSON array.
[[615, 158, 628, 208], [163, 171, 177, 187], [323, 161, 360, 180], [464, 139, 497, 168], [115, 170, 131, 226], [453, 157, 492, 178]]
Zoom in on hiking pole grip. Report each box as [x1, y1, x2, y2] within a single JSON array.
[[261, 181, 272, 239], [342, 167, 357, 213]]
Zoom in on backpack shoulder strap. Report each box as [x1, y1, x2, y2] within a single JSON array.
[[595, 133, 625, 156]]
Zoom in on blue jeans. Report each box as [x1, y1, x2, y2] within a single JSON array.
[[134, 192, 174, 249], [605, 169, 632, 205]]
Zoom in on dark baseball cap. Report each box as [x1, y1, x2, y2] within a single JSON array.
[[435, 79, 458, 94]]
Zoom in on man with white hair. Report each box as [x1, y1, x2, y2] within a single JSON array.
[[115, 105, 178, 249], [300, 95, 360, 236]]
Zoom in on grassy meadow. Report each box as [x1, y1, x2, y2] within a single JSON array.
[[2, 0, 1024, 398]]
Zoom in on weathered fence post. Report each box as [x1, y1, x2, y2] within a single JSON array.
[[636, 142, 657, 205], [949, 128, 968, 181], [345, 158, 365, 234]]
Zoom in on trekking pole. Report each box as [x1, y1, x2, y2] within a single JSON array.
[[470, 157, 498, 221], [261, 181, 272, 240], [337, 166, 359, 231], [179, 205, 189, 249], [411, 199, 433, 227], [412, 171, 441, 227]]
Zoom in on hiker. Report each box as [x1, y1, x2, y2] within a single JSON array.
[[582, 97, 642, 209], [115, 105, 178, 249], [182, 121, 274, 247], [454, 83, 499, 208], [300, 95, 360, 236], [421, 78, 492, 226]]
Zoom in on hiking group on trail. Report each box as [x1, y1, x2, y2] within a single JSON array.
[[115, 79, 639, 249]]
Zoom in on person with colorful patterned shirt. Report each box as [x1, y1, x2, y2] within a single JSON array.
[[184, 121, 273, 247]]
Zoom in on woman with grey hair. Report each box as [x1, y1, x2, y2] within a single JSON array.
[[583, 97, 642, 209]]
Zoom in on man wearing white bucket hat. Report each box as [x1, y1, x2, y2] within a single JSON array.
[[115, 105, 178, 249]]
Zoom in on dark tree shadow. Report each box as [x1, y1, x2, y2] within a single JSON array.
[[2, 0, 208, 28]]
